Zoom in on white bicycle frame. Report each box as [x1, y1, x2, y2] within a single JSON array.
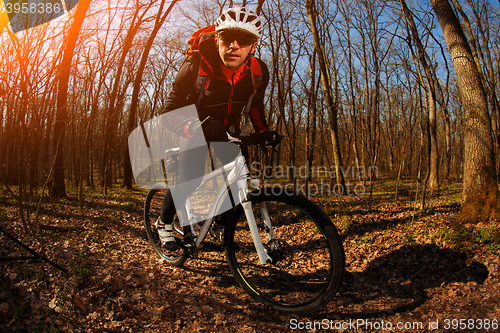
[[172, 148, 274, 265]]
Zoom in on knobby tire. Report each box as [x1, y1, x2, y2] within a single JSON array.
[[224, 188, 345, 314], [144, 188, 187, 266]]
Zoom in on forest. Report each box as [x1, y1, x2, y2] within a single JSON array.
[[1, 0, 500, 331]]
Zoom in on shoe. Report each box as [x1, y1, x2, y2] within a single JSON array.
[[209, 221, 224, 244], [157, 222, 178, 251]]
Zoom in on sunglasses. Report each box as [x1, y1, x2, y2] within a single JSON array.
[[218, 31, 256, 46]]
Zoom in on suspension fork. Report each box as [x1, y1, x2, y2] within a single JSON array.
[[241, 201, 273, 265], [258, 202, 275, 241], [239, 185, 275, 264], [231, 155, 274, 265]]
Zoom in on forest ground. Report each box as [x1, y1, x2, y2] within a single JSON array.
[[1, 179, 499, 332]]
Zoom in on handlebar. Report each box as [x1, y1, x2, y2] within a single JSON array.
[[188, 116, 284, 148], [228, 131, 284, 148]]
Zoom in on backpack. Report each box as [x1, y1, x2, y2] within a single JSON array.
[[186, 25, 217, 57], [185, 25, 263, 118]]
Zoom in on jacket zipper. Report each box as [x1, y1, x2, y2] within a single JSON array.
[[224, 72, 235, 127]]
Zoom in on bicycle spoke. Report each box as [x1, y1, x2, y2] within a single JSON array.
[[226, 189, 344, 314]]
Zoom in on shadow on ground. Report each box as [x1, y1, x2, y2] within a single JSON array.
[[319, 244, 488, 318]]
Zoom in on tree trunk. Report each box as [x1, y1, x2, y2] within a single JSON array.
[[52, 0, 92, 198], [305, 0, 344, 188], [255, 0, 266, 15], [464, 0, 500, 182], [400, 0, 439, 190], [430, 0, 500, 222], [306, 51, 318, 183], [123, 0, 179, 189], [102, 2, 157, 192]]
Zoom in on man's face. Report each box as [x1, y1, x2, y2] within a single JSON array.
[[216, 30, 257, 69]]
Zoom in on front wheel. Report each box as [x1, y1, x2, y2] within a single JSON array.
[[225, 188, 345, 314], [144, 188, 187, 266]]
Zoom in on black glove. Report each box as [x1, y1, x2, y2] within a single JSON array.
[[257, 130, 283, 146], [202, 120, 228, 142]]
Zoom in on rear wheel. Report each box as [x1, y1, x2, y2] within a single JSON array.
[[144, 188, 187, 266], [225, 188, 345, 314]]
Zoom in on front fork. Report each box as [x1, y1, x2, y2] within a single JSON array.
[[239, 177, 275, 265]]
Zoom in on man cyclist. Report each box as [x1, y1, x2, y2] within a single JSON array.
[[159, 7, 275, 250]]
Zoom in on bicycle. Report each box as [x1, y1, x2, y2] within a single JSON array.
[[143, 133, 345, 314]]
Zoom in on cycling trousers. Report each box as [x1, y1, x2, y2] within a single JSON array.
[[160, 136, 240, 226]]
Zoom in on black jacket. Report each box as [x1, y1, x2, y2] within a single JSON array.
[[163, 34, 269, 136]]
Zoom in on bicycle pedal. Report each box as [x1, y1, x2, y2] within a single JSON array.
[[164, 241, 178, 251], [178, 238, 198, 257]]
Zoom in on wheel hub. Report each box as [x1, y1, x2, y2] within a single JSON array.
[[266, 239, 292, 267]]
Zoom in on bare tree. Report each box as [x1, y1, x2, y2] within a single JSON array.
[[123, 0, 181, 189], [52, 0, 92, 198], [456, 0, 500, 181], [305, 0, 344, 187], [100, 0, 156, 192], [400, 0, 439, 191], [430, 0, 500, 222]]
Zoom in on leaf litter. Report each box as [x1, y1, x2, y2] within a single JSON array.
[[0, 185, 499, 332]]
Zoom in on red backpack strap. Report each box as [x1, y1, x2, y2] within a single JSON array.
[[240, 58, 263, 135], [249, 57, 262, 90], [195, 66, 211, 110]]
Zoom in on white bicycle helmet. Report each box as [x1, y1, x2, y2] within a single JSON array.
[[216, 7, 263, 39]]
